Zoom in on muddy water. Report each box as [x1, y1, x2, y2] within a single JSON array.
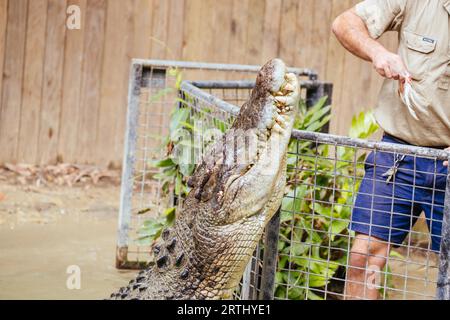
[[0, 183, 439, 300], [0, 184, 137, 299]]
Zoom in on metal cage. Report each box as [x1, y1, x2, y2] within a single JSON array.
[[116, 59, 450, 300]]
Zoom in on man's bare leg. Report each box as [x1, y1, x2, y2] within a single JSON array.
[[345, 234, 390, 300]]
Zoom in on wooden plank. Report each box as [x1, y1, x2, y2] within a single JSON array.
[[132, 0, 153, 60], [261, 0, 282, 62], [310, 0, 333, 77], [327, 0, 353, 134], [37, 0, 67, 164], [294, 0, 314, 70], [57, 0, 87, 164], [17, 0, 48, 164], [0, 0, 27, 164], [150, 0, 170, 59], [112, 1, 136, 167], [76, 0, 106, 164], [97, 0, 134, 166], [245, 0, 266, 65], [278, 0, 299, 66], [227, 0, 249, 65], [181, 0, 201, 61], [182, 0, 210, 62], [337, 5, 371, 136], [166, 0, 185, 60], [0, 0, 8, 116], [210, 0, 232, 63]]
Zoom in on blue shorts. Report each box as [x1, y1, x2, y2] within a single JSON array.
[[350, 134, 447, 252]]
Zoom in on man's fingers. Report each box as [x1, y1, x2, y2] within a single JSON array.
[[398, 78, 405, 94], [376, 67, 386, 78], [384, 66, 393, 79], [443, 147, 450, 166]]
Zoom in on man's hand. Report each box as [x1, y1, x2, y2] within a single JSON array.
[[444, 147, 450, 166], [332, 8, 409, 81], [370, 48, 409, 80]]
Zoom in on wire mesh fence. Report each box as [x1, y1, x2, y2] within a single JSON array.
[[117, 59, 450, 300], [276, 131, 449, 300]]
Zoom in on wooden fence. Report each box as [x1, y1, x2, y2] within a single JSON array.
[[0, 0, 398, 166]]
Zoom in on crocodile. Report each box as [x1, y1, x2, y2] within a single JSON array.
[[111, 58, 300, 300]]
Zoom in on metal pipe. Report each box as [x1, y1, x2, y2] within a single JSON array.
[[188, 80, 327, 90], [180, 81, 240, 116], [259, 211, 281, 300], [116, 61, 144, 268], [291, 130, 450, 160], [132, 58, 317, 77], [437, 159, 450, 300]]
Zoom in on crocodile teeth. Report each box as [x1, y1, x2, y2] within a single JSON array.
[[283, 83, 295, 92]]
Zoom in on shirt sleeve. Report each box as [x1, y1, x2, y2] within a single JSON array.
[[355, 0, 407, 39]]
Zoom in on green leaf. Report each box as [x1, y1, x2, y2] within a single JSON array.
[[349, 110, 379, 139], [390, 249, 404, 259], [164, 207, 176, 225], [152, 158, 175, 168], [306, 114, 331, 132], [308, 274, 328, 288], [169, 108, 190, 134], [306, 290, 324, 300], [310, 202, 332, 218], [330, 219, 349, 241]]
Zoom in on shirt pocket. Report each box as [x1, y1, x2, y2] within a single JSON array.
[[402, 30, 437, 80]]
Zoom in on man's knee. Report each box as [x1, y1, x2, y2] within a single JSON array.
[[348, 234, 390, 271]]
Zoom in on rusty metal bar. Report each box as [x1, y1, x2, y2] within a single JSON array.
[[437, 157, 450, 300], [116, 61, 145, 268], [132, 58, 316, 78], [259, 210, 281, 300]]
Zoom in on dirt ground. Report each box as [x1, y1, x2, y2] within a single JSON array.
[[0, 165, 137, 299]]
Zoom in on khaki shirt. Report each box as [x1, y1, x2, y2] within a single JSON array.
[[355, 0, 450, 147]]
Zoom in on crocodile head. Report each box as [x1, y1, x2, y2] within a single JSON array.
[[111, 59, 300, 300], [187, 58, 299, 226]]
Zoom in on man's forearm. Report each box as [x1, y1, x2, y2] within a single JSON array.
[[332, 8, 408, 80], [332, 8, 386, 62]]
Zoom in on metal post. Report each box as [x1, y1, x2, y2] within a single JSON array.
[[115, 62, 143, 268], [258, 210, 281, 300], [241, 261, 253, 300], [437, 158, 450, 300]]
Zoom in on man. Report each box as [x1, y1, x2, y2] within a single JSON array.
[[332, 0, 450, 299]]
